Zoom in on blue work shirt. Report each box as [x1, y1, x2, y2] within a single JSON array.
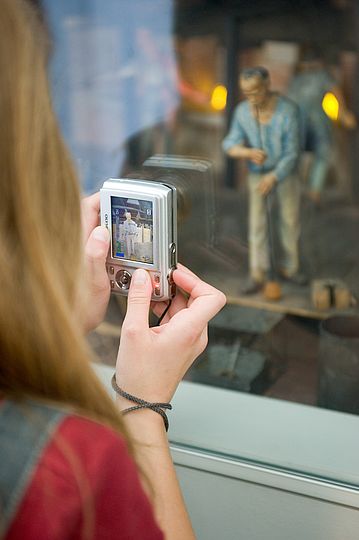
[[123, 219, 137, 235], [222, 95, 300, 181], [287, 69, 334, 151]]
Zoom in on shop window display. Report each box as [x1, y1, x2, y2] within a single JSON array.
[[42, 0, 359, 416]]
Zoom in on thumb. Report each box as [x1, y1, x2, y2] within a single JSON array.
[[124, 269, 152, 329]]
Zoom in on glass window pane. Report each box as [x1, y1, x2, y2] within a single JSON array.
[[42, 0, 359, 486]]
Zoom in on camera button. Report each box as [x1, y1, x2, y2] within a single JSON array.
[[110, 280, 115, 289], [154, 274, 160, 283], [169, 243, 177, 267], [168, 268, 175, 283], [168, 269, 176, 297], [115, 270, 132, 290], [109, 266, 115, 275]]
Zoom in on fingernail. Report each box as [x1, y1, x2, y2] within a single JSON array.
[[93, 227, 109, 243], [133, 269, 147, 284]]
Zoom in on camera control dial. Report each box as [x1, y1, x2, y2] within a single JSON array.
[[115, 270, 132, 290]]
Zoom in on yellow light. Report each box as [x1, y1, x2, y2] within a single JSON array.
[[322, 92, 339, 121], [211, 85, 227, 111]]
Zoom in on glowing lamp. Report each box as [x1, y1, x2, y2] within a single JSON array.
[[322, 92, 339, 121], [211, 85, 227, 111]]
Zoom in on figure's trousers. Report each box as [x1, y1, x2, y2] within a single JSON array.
[[125, 235, 136, 258], [248, 173, 300, 279]]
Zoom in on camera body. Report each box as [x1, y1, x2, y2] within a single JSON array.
[[100, 178, 177, 301]]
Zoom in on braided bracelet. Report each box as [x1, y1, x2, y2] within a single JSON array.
[[111, 374, 172, 432]]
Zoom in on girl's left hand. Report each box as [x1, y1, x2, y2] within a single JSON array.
[[81, 192, 110, 333]]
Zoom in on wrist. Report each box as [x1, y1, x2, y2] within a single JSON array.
[[112, 374, 172, 433], [114, 370, 174, 404], [268, 173, 277, 184], [227, 145, 248, 159], [116, 399, 168, 446], [243, 147, 252, 159], [116, 398, 165, 428]]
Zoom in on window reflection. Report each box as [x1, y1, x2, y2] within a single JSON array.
[[42, 0, 359, 416], [44, 0, 178, 189]]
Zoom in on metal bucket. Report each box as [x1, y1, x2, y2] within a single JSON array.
[[318, 315, 359, 414]]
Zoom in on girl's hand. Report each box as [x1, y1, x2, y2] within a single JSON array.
[[81, 192, 110, 333], [116, 264, 226, 404]]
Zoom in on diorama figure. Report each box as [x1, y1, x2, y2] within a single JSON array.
[[223, 66, 305, 295], [123, 211, 137, 259], [288, 45, 357, 205]]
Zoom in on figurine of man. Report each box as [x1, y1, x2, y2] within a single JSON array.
[[223, 66, 305, 294], [288, 45, 357, 206], [123, 211, 137, 259]]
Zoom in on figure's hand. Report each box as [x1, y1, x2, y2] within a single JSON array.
[[339, 109, 357, 130], [81, 192, 111, 333], [115, 264, 226, 405], [248, 148, 267, 165], [257, 173, 277, 196]]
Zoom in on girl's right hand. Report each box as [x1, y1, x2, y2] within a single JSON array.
[[115, 264, 226, 405]]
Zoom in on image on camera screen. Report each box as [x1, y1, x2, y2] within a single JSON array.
[[111, 196, 154, 264]]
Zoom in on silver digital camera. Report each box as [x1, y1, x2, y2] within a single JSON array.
[[100, 178, 177, 301]]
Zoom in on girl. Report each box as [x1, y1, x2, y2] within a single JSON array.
[[0, 1, 226, 538]]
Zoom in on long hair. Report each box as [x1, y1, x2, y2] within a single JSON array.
[[0, 0, 131, 448]]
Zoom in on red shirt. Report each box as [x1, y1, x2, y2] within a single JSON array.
[[5, 414, 164, 540]]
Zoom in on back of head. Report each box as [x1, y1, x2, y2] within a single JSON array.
[[0, 0, 128, 441], [0, 0, 81, 391], [300, 43, 323, 63], [240, 66, 270, 83], [298, 43, 324, 71]]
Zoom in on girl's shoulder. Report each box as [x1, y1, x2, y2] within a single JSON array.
[[3, 400, 163, 540]]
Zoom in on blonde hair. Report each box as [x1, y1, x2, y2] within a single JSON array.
[[0, 0, 131, 447]]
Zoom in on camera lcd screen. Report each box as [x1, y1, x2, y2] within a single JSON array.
[[111, 196, 154, 264]]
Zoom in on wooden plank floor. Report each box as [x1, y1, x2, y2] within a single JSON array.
[[209, 274, 358, 320]]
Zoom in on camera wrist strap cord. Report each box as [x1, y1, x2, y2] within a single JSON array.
[[157, 300, 172, 326], [111, 374, 172, 431]]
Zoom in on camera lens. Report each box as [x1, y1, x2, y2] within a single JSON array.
[[115, 270, 132, 290]]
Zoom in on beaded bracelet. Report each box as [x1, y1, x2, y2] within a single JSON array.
[[111, 374, 172, 432]]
